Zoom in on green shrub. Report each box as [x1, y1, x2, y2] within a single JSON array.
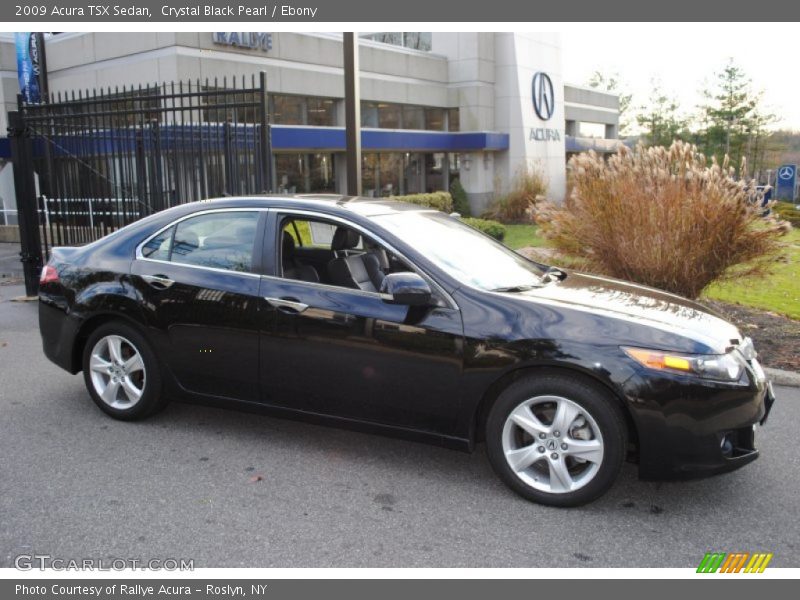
[[391, 191, 453, 213], [774, 201, 800, 228], [449, 177, 471, 217], [536, 142, 786, 299], [486, 164, 548, 223], [462, 217, 506, 241]]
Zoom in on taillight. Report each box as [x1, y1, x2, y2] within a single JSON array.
[[40, 264, 59, 284]]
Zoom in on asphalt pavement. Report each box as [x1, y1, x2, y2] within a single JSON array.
[[0, 243, 22, 281], [1, 282, 797, 568]]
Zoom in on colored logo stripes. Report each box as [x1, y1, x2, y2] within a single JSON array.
[[697, 552, 773, 573]]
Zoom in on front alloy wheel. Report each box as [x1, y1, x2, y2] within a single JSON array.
[[487, 373, 626, 507], [502, 395, 605, 494]]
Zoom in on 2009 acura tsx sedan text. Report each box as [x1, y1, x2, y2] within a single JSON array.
[[39, 195, 776, 506]]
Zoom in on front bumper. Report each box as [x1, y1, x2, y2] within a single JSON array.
[[623, 366, 775, 480]]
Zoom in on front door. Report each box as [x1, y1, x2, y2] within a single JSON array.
[[258, 213, 464, 436]]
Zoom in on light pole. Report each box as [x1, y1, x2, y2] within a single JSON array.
[[343, 33, 362, 196]]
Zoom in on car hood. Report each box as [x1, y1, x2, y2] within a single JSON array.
[[514, 271, 742, 354]]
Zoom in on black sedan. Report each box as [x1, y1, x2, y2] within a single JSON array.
[[38, 195, 775, 506]]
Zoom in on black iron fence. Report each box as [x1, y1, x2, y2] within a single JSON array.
[[8, 72, 272, 293]]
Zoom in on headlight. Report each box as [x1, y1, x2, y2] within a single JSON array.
[[622, 347, 745, 382]]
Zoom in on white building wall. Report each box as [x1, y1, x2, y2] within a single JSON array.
[[493, 33, 566, 206], [432, 32, 497, 214], [434, 32, 567, 213]]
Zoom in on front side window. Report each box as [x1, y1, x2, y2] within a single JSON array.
[[280, 216, 411, 293], [141, 211, 259, 273]]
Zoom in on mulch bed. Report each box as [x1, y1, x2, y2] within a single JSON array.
[[704, 300, 800, 372]]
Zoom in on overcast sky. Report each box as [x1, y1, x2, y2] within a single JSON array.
[[561, 25, 800, 132]]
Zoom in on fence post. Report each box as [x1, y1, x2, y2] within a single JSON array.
[[223, 120, 234, 196], [258, 71, 272, 193], [149, 119, 164, 211], [8, 110, 43, 296]]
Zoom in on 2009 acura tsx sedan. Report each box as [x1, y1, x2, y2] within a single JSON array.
[[39, 195, 775, 506]]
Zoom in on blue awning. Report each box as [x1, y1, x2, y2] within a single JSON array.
[[0, 124, 509, 160], [271, 125, 508, 152]]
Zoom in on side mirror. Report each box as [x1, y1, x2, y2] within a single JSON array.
[[380, 272, 432, 306]]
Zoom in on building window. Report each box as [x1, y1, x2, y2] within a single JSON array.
[[272, 95, 304, 125], [359, 32, 432, 52], [361, 102, 378, 128], [361, 152, 426, 197], [306, 98, 336, 126], [308, 153, 335, 191], [447, 108, 460, 132], [425, 108, 445, 131], [271, 95, 336, 126], [402, 106, 424, 130], [361, 102, 452, 131], [54, 88, 161, 126], [425, 153, 445, 192], [448, 152, 460, 176], [202, 88, 259, 123], [276, 153, 336, 194], [362, 153, 379, 194], [378, 103, 401, 129]]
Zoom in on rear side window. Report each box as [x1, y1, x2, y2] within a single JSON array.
[[140, 211, 259, 273], [141, 227, 173, 260]]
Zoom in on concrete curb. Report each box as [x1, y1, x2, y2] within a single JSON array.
[[765, 367, 800, 388]]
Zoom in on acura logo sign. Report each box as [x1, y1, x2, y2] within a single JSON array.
[[532, 72, 555, 121]]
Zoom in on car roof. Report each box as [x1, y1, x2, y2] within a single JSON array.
[[184, 194, 431, 218]]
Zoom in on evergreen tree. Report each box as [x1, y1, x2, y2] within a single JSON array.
[[700, 59, 775, 173], [636, 80, 688, 147]]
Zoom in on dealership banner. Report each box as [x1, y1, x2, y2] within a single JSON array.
[[4, 0, 800, 21], [14, 32, 41, 104]]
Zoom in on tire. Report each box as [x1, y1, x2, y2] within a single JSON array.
[[82, 321, 166, 421], [486, 372, 627, 507]]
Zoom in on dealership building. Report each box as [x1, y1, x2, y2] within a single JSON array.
[[0, 32, 620, 224]]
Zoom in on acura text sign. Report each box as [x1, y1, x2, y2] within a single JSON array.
[[213, 32, 273, 52], [530, 71, 560, 142]]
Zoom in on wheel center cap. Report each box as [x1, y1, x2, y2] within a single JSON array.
[[545, 439, 558, 451]]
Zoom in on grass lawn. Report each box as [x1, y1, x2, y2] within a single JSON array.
[[503, 224, 547, 249], [502, 223, 800, 320], [704, 228, 800, 320]]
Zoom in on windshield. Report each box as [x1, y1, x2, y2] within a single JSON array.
[[373, 211, 545, 291]]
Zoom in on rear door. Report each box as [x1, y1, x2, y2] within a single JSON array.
[[131, 208, 268, 402]]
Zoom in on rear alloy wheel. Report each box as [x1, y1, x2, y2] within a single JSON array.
[[486, 374, 627, 507], [82, 322, 165, 420], [89, 335, 146, 410]]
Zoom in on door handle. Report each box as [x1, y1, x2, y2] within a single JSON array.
[[264, 296, 309, 313], [141, 274, 175, 289]]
